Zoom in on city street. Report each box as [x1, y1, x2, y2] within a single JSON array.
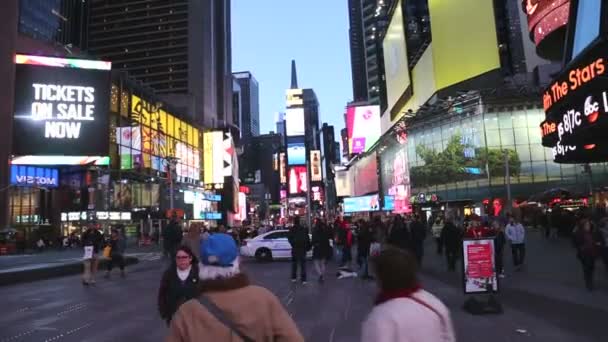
[[0, 229, 606, 342]]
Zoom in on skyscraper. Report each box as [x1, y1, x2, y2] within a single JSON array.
[[233, 71, 260, 143], [86, 0, 233, 128], [348, 0, 393, 107]]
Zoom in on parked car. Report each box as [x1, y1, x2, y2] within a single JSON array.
[[240, 230, 313, 261]]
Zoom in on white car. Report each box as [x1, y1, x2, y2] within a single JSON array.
[[240, 230, 313, 261]]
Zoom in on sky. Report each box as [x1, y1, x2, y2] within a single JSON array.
[[232, 0, 353, 136]]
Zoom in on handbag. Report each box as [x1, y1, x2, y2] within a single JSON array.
[[83, 246, 94, 260], [103, 246, 112, 258], [198, 296, 254, 342]]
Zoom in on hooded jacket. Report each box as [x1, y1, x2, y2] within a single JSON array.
[[166, 273, 304, 342]]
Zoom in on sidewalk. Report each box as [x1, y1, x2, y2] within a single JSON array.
[[0, 244, 161, 286]]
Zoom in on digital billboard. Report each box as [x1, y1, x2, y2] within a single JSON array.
[[524, 0, 570, 47], [12, 54, 111, 156], [379, 143, 411, 213], [203, 131, 225, 184], [288, 166, 308, 194], [343, 195, 380, 213], [11, 155, 109, 166], [287, 137, 306, 165], [10, 165, 59, 188], [382, 0, 412, 116], [346, 105, 381, 154], [279, 152, 287, 184], [285, 108, 305, 136], [310, 150, 322, 182]]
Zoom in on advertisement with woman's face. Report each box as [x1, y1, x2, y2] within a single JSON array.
[[380, 144, 411, 213]]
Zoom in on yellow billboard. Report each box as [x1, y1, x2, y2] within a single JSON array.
[[428, 0, 500, 90], [382, 0, 411, 118]]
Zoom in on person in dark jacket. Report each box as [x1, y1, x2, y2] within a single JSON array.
[[158, 245, 199, 325], [105, 229, 127, 279], [491, 220, 507, 277], [312, 219, 333, 282], [81, 222, 104, 285], [410, 215, 427, 265], [357, 220, 373, 279], [441, 218, 462, 271], [573, 218, 605, 291], [335, 216, 353, 268], [388, 215, 411, 252], [288, 217, 311, 284], [163, 217, 183, 260]]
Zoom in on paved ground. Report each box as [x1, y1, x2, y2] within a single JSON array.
[[0, 229, 606, 341]]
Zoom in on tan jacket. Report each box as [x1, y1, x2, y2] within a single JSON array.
[[166, 275, 303, 342]]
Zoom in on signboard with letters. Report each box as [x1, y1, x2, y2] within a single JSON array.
[[10, 165, 59, 188], [462, 238, 498, 294]]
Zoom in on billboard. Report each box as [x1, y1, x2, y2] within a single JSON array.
[[351, 152, 379, 196], [310, 150, 322, 182], [285, 108, 305, 136], [286, 88, 304, 107], [428, 0, 500, 90], [346, 105, 381, 154], [343, 194, 380, 213], [287, 137, 306, 165], [380, 143, 411, 213], [279, 152, 287, 183], [463, 238, 499, 294], [524, 0, 570, 47], [12, 54, 111, 156], [288, 166, 308, 194], [11, 155, 109, 165], [10, 165, 58, 188], [203, 131, 225, 184], [382, 0, 412, 116]]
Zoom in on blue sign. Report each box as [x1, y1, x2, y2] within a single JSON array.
[[383, 196, 395, 211], [10, 165, 59, 188], [203, 212, 222, 220], [202, 193, 222, 202], [463, 167, 483, 175], [343, 194, 380, 213]]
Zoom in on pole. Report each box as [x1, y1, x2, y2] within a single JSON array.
[[306, 159, 312, 231], [505, 151, 512, 213]]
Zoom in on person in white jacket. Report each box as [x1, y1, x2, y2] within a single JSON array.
[[361, 247, 456, 342], [505, 215, 526, 270]]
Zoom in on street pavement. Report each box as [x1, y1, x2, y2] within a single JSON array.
[[0, 229, 606, 341]]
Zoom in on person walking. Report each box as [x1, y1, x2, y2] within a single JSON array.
[[104, 229, 127, 279], [573, 217, 605, 291], [288, 217, 311, 284], [182, 225, 202, 261], [166, 233, 304, 342], [357, 220, 373, 279], [431, 216, 444, 255], [335, 216, 353, 268], [410, 215, 427, 265], [81, 222, 104, 285], [163, 217, 183, 260], [311, 219, 332, 283], [388, 214, 411, 252], [491, 220, 507, 277], [158, 245, 200, 325], [598, 218, 608, 272], [361, 247, 456, 342], [505, 215, 526, 271], [441, 217, 462, 272]]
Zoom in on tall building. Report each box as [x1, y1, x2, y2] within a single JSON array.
[[86, 0, 233, 128], [348, 0, 395, 107], [232, 76, 242, 136], [275, 112, 285, 138], [233, 71, 260, 143]]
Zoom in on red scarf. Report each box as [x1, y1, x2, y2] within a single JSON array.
[[375, 284, 421, 305]]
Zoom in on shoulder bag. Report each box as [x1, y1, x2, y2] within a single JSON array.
[[198, 296, 254, 342]]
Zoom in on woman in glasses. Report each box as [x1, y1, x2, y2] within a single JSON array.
[[158, 245, 199, 325]]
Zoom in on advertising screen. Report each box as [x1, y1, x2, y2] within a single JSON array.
[[524, 0, 570, 46], [379, 144, 411, 213], [310, 150, 322, 182], [346, 105, 381, 154], [382, 0, 412, 116], [288, 166, 308, 194], [285, 108, 305, 136], [11, 155, 109, 165], [463, 239, 498, 294], [343, 194, 380, 213], [10, 165, 59, 188], [203, 131, 225, 184], [279, 152, 287, 183], [352, 152, 379, 196], [383, 195, 395, 211], [12, 54, 111, 156], [287, 137, 306, 165]]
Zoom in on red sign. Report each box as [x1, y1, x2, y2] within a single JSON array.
[[466, 243, 493, 278]]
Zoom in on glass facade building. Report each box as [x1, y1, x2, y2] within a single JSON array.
[[18, 0, 87, 48], [405, 103, 608, 201]]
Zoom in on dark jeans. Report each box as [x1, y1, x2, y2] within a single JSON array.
[[291, 253, 307, 281], [446, 249, 458, 271], [602, 247, 608, 272], [511, 243, 526, 267], [341, 245, 352, 267], [357, 254, 369, 277], [495, 249, 504, 274], [435, 237, 443, 255], [580, 255, 596, 290], [107, 254, 125, 271]]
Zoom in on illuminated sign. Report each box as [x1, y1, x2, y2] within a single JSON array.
[[61, 211, 131, 221], [543, 58, 605, 111], [13, 54, 111, 156], [286, 88, 304, 107], [288, 166, 308, 195], [310, 150, 322, 182], [524, 0, 570, 47], [10, 165, 59, 187], [287, 137, 306, 165], [343, 194, 380, 213], [285, 108, 305, 136], [203, 131, 225, 184], [346, 105, 381, 154], [11, 155, 109, 166], [279, 153, 287, 184], [383, 196, 395, 211]]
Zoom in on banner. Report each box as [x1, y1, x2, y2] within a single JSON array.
[[310, 150, 322, 181], [462, 238, 498, 294]]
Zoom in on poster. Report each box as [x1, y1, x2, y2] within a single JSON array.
[[462, 238, 498, 294]]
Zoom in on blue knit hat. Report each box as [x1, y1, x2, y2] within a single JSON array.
[[200, 233, 238, 267]]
